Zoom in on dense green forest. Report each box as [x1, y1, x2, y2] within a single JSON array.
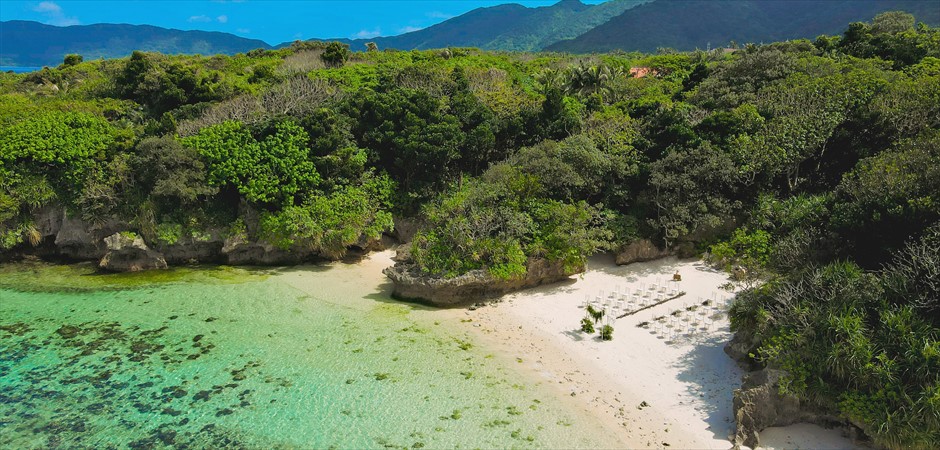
[[1, 12, 938, 447]]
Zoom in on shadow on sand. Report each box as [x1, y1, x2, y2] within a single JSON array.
[[671, 331, 742, 442]]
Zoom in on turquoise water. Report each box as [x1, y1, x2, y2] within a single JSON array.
[[0, 260, 618, 448]]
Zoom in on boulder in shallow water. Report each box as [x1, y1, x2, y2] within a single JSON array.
[[99, 232, 168, 272]]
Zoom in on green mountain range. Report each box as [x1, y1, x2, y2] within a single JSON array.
[[2, 0, 939, 66], [0, 20, 271, 67], [355, 0, 648, 52], [547, 0, 940, 53]]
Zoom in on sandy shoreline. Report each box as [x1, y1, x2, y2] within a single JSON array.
[[420, 253, 861, 449], [288, 249, 859, 449]]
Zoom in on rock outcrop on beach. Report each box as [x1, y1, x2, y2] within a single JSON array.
[[727, 328, 856, 448], [99, 232, 168, 272], [724, 331, 760, 369], [615, 239, 670, 265], [383, 255, 582, 306], [391, 217, 423, 244], [731, 369, 801, 448], [730, 368, 851, 449]]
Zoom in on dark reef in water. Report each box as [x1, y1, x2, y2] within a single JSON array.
[[0, 317, 288, 449]]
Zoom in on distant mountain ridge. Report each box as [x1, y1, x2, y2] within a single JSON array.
[[350, 0, 648, 52], [3, 0, 940, 67], [0, 0, 645, 66], [0, 20, 272, 67], [547, 0, 940, 53]]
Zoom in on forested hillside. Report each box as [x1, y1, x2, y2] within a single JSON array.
[[1, 12, 938, 447], [548, 0, 940, 52], [0, 0, 645, 66], [357, 0, 647, 52]]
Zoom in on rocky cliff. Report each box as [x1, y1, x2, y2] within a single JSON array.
[[614, 238, 671, 265], [3, 205, 391, 272], [99, 232, 168, 272], [725, 331, 863, 448]]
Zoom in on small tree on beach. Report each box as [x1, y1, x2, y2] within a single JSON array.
[[587, 305, 606, 324], [600, 325, 614, 341], [580, 317, 595, 333]]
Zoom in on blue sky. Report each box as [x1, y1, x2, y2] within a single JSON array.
[[1, 1, 606, 45]]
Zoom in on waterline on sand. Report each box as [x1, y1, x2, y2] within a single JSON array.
[[0, 253, 620, 449]]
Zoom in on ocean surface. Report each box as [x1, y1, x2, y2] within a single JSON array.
[[0, 66, 43, 74], [0, 257, 619, 449]]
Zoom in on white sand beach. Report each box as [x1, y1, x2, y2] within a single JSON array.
[[429, 253, 861, 449], [302, 249, 861, 449]]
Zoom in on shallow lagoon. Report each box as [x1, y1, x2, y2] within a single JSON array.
[[0, 257, 619, 448]]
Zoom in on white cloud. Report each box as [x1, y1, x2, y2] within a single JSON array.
[[354, 28, 382, 39], [217, 15, 228, 23], [33, 1, 79, 26], [34, 1, 62, 13], [398, 26, 423, 34], [426, 11, 454, 20], [188, 15, 212, 23], [236, 28, 250, 34]]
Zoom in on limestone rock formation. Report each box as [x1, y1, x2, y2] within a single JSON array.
[[34, 205, 64, 239], [152, 229, 225, 265], [99, 232, 168, 272], [2, 203, 395, 269], [383, 256, 582, 306], [55, 213, 106, 260], [731, 369, 832, 449], [724, 331, 761, 369], [53, 211, 129, 260], [391, 217, 422, 244], [615, 239, 670, 265], [221, 234, 312, 265]]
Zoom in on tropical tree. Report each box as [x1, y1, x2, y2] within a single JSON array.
[[321, 42, 350, 67]]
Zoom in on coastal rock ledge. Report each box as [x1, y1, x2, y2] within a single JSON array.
[[99, 232, 168, 272], [383, 257, 582, 306], [731, 369, 846, 449]]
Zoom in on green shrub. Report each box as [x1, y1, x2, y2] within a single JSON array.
[[580, 317, 595, 333], [599, 325, 614, 341], [155, 223, 183, 246]]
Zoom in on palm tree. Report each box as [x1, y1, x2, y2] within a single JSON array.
[[566, 64, 619, 98], [535, 68, 566, 95]]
